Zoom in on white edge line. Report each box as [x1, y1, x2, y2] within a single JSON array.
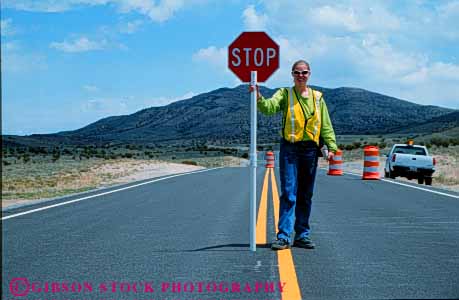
[[2, 167, 224, 221], [319, 167, 459, 199]]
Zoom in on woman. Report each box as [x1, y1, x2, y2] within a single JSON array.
[[252, 60, 338, 250]]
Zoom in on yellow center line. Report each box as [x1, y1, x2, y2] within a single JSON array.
[[270, 169, 302, 300], [256, 168, 270, 245]]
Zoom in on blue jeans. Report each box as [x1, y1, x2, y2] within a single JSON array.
[[277, 139, 319, 243]]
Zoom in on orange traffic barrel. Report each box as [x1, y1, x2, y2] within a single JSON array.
[[362, 146, 380, 180], [265, 151, 274, 168], [327, 149, 343, 176]]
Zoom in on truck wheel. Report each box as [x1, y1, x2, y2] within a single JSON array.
[[425, 177, 432, 186], [417, 177, 424, 184], [384, 171, 389, 178], [389, 170, 396, 179]]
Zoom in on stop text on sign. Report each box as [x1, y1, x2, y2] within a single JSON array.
[[230, 47, 277, 67], [227, 31, 279, 82]]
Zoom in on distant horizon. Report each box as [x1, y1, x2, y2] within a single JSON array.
[[3, 1, 459, 135], [2, 84, 457, 137]]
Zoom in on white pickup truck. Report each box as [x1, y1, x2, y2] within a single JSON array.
[[384, 143, 436, 185]]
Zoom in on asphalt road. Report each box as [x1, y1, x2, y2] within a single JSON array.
[[2, 166, 459, 300]]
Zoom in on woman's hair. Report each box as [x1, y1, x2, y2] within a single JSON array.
[[291, 60, 310, 71]]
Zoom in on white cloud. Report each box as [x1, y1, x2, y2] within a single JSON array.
[[80, 92, 196, 118], [313, 5, 362, 32], [83, 85, 100, 92], [81, 98, 129, 115], [307, 0, 400, 34], [147, 0, 185, 23], [355, 35, 427, 78], [116, 0, 186, 22], [437, 0, 459, 18], [243, 0, 459, 108], [3, 0, 197, 22], [1, 41, 47, 73], [192, 46, 226, 68], [1, 18, 16, 36], [435, 0, 459, 40], [2, 0, 111, 12], [261, 1, 402, 37], [144, 91, 196, 107], [2, 41, 20, 52], [119, 19, 143, 34], [1, 52, 47, 73], [50, 37, 107, 52], [242, 5, 267, 31], [429, 62, 459, 81], [401, 62, 459, 85]]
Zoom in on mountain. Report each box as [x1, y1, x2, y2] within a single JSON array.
[[393, 111, 459, 134], [2, 85, 457, 148]]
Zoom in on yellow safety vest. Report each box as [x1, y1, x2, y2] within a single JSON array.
[[282, 87, 322, 144]]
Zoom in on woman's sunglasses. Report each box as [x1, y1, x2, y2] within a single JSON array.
[[292, 70, 310, 76]]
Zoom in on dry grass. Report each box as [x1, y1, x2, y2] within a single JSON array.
[[1, 154, 249, 208], [2, 144, 455, 209], [1, 157, 205, 206], [172, 156, 249, 168], [318, 145, 458, 192]]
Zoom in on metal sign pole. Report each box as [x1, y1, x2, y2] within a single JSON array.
[[250, 70, 257, 252]]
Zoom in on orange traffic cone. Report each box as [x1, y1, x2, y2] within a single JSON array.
[[362, 146, 380, 180], [327, 149, 343, 176], [265, 151, 274, 168]]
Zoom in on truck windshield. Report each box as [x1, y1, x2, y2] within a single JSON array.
[[393, 146, 426, 155]]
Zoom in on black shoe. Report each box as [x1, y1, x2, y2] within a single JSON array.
[[293, 236, 315, 249], [271, 238, 290, 250]]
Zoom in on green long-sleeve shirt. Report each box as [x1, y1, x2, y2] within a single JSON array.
[[257, 87, 338, 152]]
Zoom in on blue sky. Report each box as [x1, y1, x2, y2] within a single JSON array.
[[2, 0, 459, 135]]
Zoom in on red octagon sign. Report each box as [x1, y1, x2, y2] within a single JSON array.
[[228, 32, 279, 83]]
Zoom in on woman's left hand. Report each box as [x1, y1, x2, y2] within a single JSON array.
[[327, 151, 335, 161], [249, 84, 261, 101]]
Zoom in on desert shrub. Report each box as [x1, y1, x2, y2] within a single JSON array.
[[23, 154, 31, 163], [344, 144, 354, 151], [52, 150, 60, 162], [182, 160, 198, 166], [63, 149, 73, 155], [441, 140, 450, 147], [430, 137, 444, 147], [224, 148, 235, 155]]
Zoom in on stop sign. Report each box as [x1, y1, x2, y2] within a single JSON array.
[[228, 32, 279, 82]]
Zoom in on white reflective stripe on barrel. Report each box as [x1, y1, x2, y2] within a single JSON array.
[[363, 167, 379, 173], [333, 156, 342, 161], [329, 165, 343, 170], [364, 156, 379, 162]]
